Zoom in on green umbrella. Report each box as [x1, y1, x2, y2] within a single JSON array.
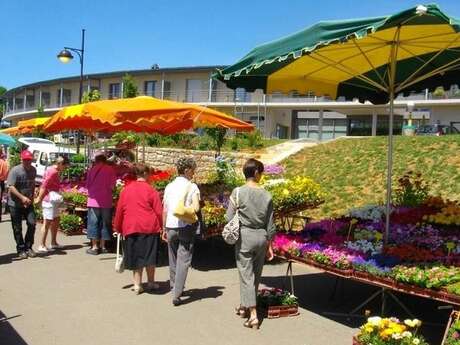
[[0, 133, 16, 146], [215, 4, 460, 243]]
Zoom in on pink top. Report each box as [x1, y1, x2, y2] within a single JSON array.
[[86, 163, 117, 209], [42, 166, 60, 202]]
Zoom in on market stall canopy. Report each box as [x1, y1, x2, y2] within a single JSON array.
[[0, 126, 20, 135], [214, 4, 460, 245], [0, 133, 16, 146], [44, 97, 254, 133], [215, 4, 460, 104], [17, 117, 52, 133]]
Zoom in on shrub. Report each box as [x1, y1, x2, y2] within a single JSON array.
[[71, 154, 85, 164], [244, 130, 264, 148]]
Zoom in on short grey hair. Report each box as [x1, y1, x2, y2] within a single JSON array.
[[176, 157, 197, 174]]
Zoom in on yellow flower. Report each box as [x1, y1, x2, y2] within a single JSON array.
[[282, 189, 290, 196], [404, 319, 421, 328], [350, 218, 358, 225], [363, 325, 374, 333], [367, 316, 382, 327]]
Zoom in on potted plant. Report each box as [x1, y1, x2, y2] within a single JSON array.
[[59, 213, 83, 235], [257, 288, 299, 318], [354, 316, 428, 345]]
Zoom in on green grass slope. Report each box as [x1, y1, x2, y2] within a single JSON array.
[[284, 136, 460, 219]]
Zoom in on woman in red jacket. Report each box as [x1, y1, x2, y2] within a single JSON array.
[[114, 163, 163, 295]]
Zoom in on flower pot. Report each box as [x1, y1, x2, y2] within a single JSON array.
[[352, 336, 363, 345], [263, 304, 299, 319]]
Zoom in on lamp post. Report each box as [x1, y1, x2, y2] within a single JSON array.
[[57, 29, 85, 153]]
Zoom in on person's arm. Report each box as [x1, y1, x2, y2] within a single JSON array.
[[7, 169, 31, 206], [113, 190, 125, 234], [225, 189, 237, 222], [161, 189, 168, 242], [35, 169, 53, 204], [191, 187, 200, 213], [265, 198, 276, 261]]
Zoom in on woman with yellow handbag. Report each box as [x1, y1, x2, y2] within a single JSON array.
[[163, 157, 200, 306]]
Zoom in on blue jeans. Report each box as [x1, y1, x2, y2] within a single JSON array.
[[87, 207, 113, 240]]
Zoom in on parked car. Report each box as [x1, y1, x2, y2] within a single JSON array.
[[415, 124, 460, 136], [18, 138, 76, 183]]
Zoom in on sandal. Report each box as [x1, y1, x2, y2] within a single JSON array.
[[234, 306, 248, 318], [243, 318, 259, 330], [133, 285, 144, 295]]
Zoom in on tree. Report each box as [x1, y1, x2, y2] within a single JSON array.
[[122, 74, 138, 98], [82, 89, 101, 103], [0, 86, 6, 118], [204, 127, 227, 155]]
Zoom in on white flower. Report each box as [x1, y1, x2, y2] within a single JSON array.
[[392, 333, 403, 340], [412, 338, 420, 345], [367, 316, 382, 326], [262, 178, 286, 187], [402, 331, 412, 338]]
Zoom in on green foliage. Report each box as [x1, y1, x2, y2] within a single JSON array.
[[63, 165, 85, 180], [112, 132, 141, 145], [63, 192, 88, 207], [204, 128, 227, 153], [34, 205, 43, 222], [122, 74, 138, 98], [71, 154, 85, 164], [243, 130, 264, 148], [8, 144, 21, 167], [393, 171, 429, 207], [445, 319, 460, 345], [59, 214, 83, 235], [257, 289, 298, 308], [433, 86, 445, 97], [210, 156, 244, 189], [82, 89, 101, 103]]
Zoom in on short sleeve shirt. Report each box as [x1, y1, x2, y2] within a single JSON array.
[[163, 176, 200, 229], [7, 165, 37, 207], [42, 166, 60, 202]]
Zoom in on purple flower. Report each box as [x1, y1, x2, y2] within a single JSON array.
[[264, 164, 285, 176]]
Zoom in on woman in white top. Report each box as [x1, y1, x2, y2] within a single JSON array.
[[163, 157, 200, 306]]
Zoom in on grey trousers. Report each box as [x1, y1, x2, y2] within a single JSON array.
[[235, 227, 268, 308], [167, 227, 195, 300]]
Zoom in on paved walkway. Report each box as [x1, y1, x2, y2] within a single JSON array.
[[258, 140, 318, 165], [0, 218, 448, 345], [0, 218, 356, 345]]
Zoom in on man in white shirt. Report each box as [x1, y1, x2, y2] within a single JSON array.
[[163, 157, 200, 306]]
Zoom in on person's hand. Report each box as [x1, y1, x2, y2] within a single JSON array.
[[22, 196, 31, 207], [266, 243, 274, 261], [161, 230, 168, 242]]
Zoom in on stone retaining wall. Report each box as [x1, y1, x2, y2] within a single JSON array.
[[137, 147, 258, 182]]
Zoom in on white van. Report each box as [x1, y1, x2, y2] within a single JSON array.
[[18, 138, 76, 183]]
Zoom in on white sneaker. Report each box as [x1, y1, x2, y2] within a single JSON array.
[[37, 245, 49, 253], [50, 244, 64, 250]]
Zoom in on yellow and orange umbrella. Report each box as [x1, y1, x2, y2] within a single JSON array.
[[0, 126, 21, 135], [44, 96, 254, 133], [17, 117, 51, 133]]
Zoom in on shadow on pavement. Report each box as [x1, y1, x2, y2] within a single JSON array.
[[192, 238, 236, 271], [261, 271, 451, 344], [0, 311, 28, 345], [0, 253, 22, 265], [180, 286, 225, 305]]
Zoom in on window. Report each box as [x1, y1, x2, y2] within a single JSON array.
[[62, 89, 71, 105], [26, 91, 35, 108], [109, 83, 121, 99], [15, 98, 24, 110], [32, 150, 40, 163], [40, 153, 49, 166], [186, 79, 205, 102], [235, 88, 250, 102], [163, 81, 172, 99], [144, 81, 156, 97], [41, 92, 51, 107]]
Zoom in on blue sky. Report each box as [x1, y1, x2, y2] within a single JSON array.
[[2, 0, 460, 89]]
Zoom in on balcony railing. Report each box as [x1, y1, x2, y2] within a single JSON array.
[[4, 89, 460, 116]]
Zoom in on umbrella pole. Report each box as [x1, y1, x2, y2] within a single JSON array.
[[142, 134, 146, 163], [384, 91, 395, 245]]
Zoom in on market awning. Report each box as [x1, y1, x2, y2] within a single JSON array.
[[44, 96, 254, 133]]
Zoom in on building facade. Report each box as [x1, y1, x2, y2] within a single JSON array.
[[2, 65, 460, 139]]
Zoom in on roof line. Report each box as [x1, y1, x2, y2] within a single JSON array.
[[3, 65, 228, 97]]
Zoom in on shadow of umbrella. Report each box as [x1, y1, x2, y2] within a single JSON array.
[[0, 311, 28, 345]]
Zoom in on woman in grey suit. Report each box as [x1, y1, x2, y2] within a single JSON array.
[[226, 158, 276, 330]]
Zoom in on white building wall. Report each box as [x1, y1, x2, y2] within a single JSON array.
[[430, 106, 460, 125]]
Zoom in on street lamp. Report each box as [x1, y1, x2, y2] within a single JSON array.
[[57, 29, 85, 153]]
